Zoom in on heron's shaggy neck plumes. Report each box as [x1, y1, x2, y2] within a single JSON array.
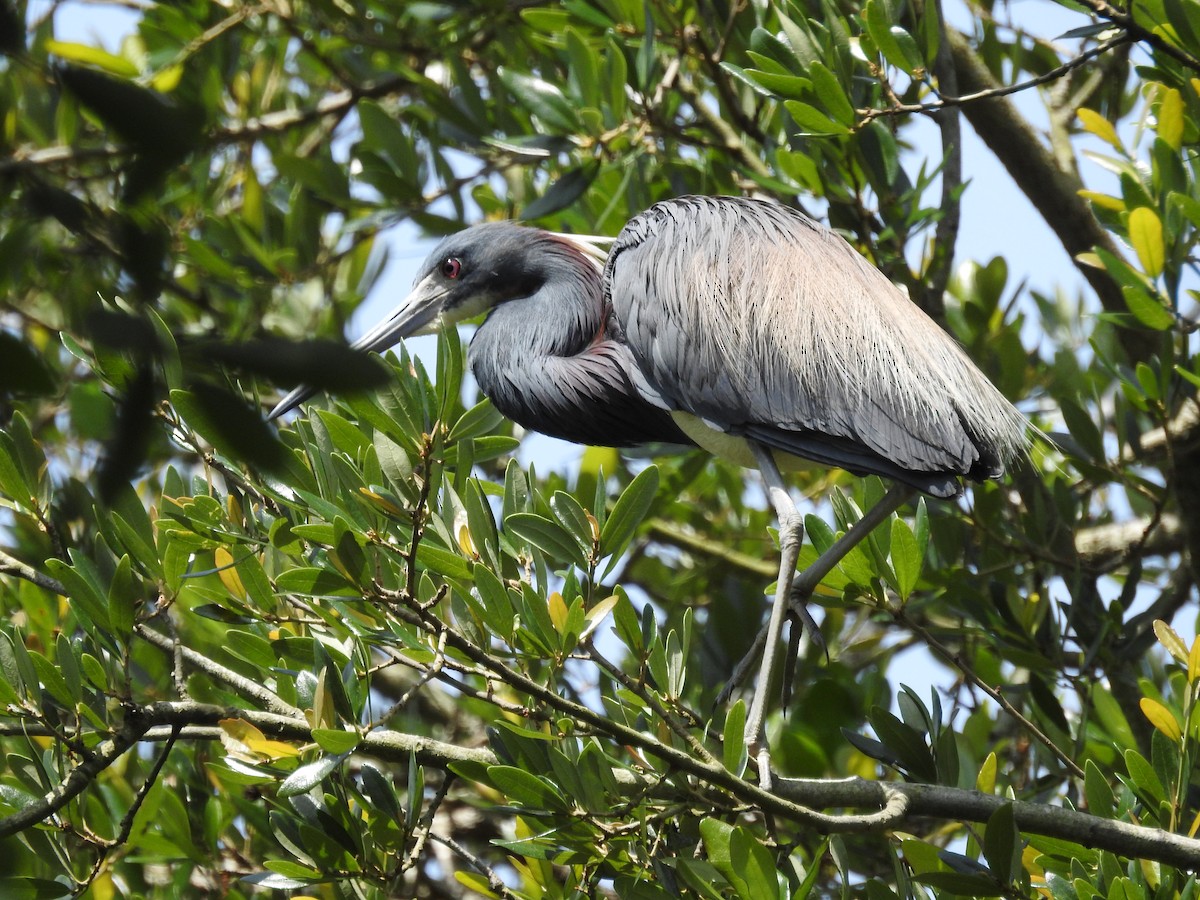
[[469, 233, 690, 447]]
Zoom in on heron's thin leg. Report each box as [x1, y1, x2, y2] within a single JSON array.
[[788, 483, 915, 604], [744, 443, 804, 789], [720, 487, 907, 748]]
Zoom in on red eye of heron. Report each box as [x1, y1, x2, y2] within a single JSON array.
[[441, 257, 462, 279]]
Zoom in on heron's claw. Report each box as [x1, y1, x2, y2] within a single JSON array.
[[780, 601, 825, 708]]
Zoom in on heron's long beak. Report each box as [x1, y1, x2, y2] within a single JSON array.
[[267, 274, 449, 420], [348, 273, 449, 354]]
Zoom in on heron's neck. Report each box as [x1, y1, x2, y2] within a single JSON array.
[[470, 237, 606, 372]]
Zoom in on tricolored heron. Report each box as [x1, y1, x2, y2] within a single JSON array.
[[271, 196, 1029, 782]]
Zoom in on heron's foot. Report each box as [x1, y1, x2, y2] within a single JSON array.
[[780, 598, 825, 706], [714, 631, 765, 708], [754, 743, 775, 792], [713, 585, 828, 710], [787, 590, 828, 662]]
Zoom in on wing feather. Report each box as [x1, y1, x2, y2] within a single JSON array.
[[606, 196, 1028, 488]]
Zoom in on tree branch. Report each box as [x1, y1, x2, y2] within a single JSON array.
[[776, 776, 1200, 870], [944, 27, 1157, 363], [1072, 0, 1200, 76], [135, 623, 305, 719]]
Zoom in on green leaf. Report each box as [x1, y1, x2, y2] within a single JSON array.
[[359, 762, 404, 823], [0, 877, 74, 899], [700, 819, 781, 900], [723, 700, 747, 776], [914, 872, 1004, 896], [600, 465, 659, 569], [56, 63, 199, 163], [29, 651, 74, 709], [0, 333, 57, 397], [807, 62, 855, 126], [982, 802, 1021, 884], [888, 517, 921, 599], [1084, 760, 1115, 818], [868, 707, 937, 780], [45, 553, 113, 641], [784, 100, 850, 135], [226, 630, 277, 670], [279, 753, 348, 798], [312, 728, 360, 754], [522, 163, 599, 219], [45, 40, 139, 77], [274, 567, 359, 597], [170, 386, 292, 474], [549, 491, 594, 560], [1121, 285, 1175, 331], [506, 512, 586, 566], [449, 399, 504, 443], [487, 765, 569, 811], [1122, 748, 1167, 806], [865, 1, 922, 74], [498, 68, 579, 132], [1060, 397, 1104, 461], [203, 338, 391, 393]]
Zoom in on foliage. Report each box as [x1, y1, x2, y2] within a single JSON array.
[[1, 0, 1200, 896]]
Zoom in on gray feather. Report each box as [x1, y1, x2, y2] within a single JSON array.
[[606, 196, 1028, 490]]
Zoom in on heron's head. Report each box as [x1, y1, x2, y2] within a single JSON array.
[[350, 222, 595, 355]]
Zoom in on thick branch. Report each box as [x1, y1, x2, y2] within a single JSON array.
[[7, 702, 1199, 871], [0, 718, 144, 839], [945, 28, 1156, 362], [1075, 514, 1183, 570], [776, 777, 1200, 870]]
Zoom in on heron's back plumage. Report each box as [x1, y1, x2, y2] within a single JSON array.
[[606, 196, 1028, 495]]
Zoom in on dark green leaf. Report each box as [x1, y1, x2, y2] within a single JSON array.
[[506, 512, 586, 566], [522, 163, 599, 219], [982, 802, 1021, 884], [279, 753, 348, 798], [600, 465, 658, 569], [171, 384, 291, 474], [200, 339, 391, 392], [487, 765, 569, 811], [0, 333, 56, 396], [723, 700, 747, 777]]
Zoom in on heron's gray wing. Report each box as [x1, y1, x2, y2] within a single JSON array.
[[606, 196, 1027, 489]]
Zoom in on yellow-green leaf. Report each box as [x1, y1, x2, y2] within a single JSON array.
[[1123, 285, 1175, 330], [1129, 206, 1165, 278], [1078, 189, 1124, 211], [1140, 697, 1181, 741], [548, 591, 569, 634], [1157, 87, 1184, 151], [151, 65, 184, 93], [1153, 619, 1188, 664], [45, 40, 139, 78], [215, 547, 247, 600], [1190, 635, 1200, 685], [977, 751, 997, 794], [1078, 108, 1121, 150], [580, 594, 619, 643]]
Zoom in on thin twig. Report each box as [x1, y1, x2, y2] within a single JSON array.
[[893, 610, 1085, 779], [0, 548, 67, 594], [135, 622, 304, 718], [859, 34, 1132, 124], [1074, 0, 1200, 75]]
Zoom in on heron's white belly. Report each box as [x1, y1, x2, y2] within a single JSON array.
[[669, 411, 808, 472]]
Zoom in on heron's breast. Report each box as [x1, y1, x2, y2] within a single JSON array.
[[668, 411, 808, 473]]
